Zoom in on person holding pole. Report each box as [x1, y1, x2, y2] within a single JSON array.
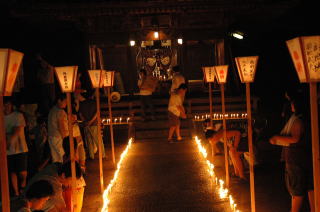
[[167, 83, 187, 142], [270, 94, 314, 212]]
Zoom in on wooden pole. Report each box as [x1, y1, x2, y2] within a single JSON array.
[[0, 96, 10, 212], [309, 82, 320, 212], [246, 83, 256, 212], [66, 92, 76, 212], [107, 87, 116, 165], [209, 82, 213, 127], [95, 88, 104, 193], [221, 84, 229, 187]]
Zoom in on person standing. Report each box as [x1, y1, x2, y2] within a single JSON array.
[[167, 83, 187, 142], [47, 93, 69, 164], [138, 69, 157, 121], [79, 90, 105, 160], [270, 94, 314, 212], [4, 97, 29, 196], [170, 65, 185, 97]]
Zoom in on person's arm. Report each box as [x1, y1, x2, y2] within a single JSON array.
[[177, 105, 186, 118], [270, 119, 303, 145], [226, 130, 241, 149]]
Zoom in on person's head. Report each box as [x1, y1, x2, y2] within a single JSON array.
[[57, 161, 83, 186], [172, 65, 180, 73], [3, 97, 13, 115], [290, 94, 307, 115], [55, 93, 67, 109], [25, 180, 54, 210], [82, 89, 94, 99], [176, 83, 187, 95]]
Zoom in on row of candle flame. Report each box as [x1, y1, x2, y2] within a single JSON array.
[[194, 113, 248, 120], [195, 136, 240, 212], [102, 117, 131, 125], [101, 138, 133, 212]]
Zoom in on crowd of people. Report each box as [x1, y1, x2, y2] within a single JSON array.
[[3, 54, 103, 212]]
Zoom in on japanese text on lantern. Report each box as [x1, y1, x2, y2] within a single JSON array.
[[302, 36, 320, 81], [236, 56, 258, 83], [203, 67, 215, 83], [286, 38, 307, 82], [63, 72, 68, 89]]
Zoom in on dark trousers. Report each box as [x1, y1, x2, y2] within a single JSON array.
[[140, 95, 155, 118]]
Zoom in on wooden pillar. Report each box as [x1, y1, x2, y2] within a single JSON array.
[[246, 83, 256, 212], [209, 82, 213, 127], [66, 92, 76, 212], [221, 84, 229, 187], [309, 82, 320, 212], [95, 88, 104, 193], [107, 87, 116, 166], [0, 96, 10, 212]]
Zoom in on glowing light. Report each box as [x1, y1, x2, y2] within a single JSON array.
[[194, 136, 241, 212], [231, 32, 244, 40], [130, 40, 135, 46], [177, 38, 183, 45], [101, 138, 133, 212], [154, 31, 159, 39]]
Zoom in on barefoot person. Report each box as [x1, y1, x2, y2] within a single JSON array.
[[167, 83, 187, 142]]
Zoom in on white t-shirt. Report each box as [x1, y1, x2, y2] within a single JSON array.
[[168, 93, 183, 117], [5, 111, 28, 155], [170, 72, 185, 93], [48, 106, 68, 138]]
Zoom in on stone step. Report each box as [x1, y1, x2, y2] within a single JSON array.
[[135, 128, 192, 139]]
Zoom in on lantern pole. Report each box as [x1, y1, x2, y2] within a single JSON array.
[[309, 82, 320, 211], [0, 95, 11, 212], [95, 86, 104, 193], [220, 83, 230, 187], [209, 82, 213, 127], [66, 92, 77, 212], [107, 87, 116, 166], [246, 82, 256, 212]]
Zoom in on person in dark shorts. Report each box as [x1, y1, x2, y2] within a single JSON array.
[[4, 97, 29, 196], [270, 94, 314, 212], [167, 83, 187, 142]]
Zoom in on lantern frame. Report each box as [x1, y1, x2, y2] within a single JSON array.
[[213, 65, 229, 84], [88, 70, 104, 88], [55, 66, 78, 92], [202, 66, 215, 83], [235, 56, 259, 83], [0, 49, 24, 96], [286, 36, 320, 83]]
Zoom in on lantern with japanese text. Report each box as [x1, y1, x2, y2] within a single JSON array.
[[88, 70, 104, 88], [286, 36, 320, 83], [55, 66, 78, 92], [102, 71, 115, 87], [0, 49, 24, 96], [202, 66, 215, 83], [235, 56, 259, 83], [213, 65, 228, 84]]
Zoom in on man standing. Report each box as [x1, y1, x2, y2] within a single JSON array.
[[4, 97, 28, 196], [48, 93, 69, 164], [79, 90, 105, 159], [168, 83, 187, 142], [138, 69, 157, 121]]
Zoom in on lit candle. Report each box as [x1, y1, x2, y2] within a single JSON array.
[[119, 117, 122, 123], [115, 118, 117, 123]]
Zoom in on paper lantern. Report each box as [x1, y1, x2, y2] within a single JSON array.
[[55, 66, 78, 92], [88, 70, 104, 88], [0, 49, 24, 96], [214, 65, 228, 84], [286, 36, 320, 83], [102, 70, 115, 87], [235, 56, 259, 83], [202, 66, 215, 83]]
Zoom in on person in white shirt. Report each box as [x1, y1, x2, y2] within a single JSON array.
[[138, 69, 158, 121], [4, 98, 28, 196], [47, 93, 69, 164], [170, 66, 185, 96], [168, 83, 187, 142]]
